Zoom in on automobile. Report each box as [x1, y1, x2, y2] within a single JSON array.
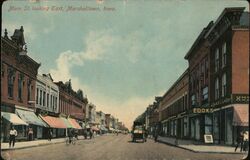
[[131, 121, 146, 142]]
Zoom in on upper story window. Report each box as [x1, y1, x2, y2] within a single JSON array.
[[191, 94, 196, 107], [221, 73, 227, 97], [222, 42, 227, 67], [202, 86, 208, 103], [36, 88, 39, 104], [43, 91, 46, 106], [17, 74, 24, 101], [39, 90, 42, 105], [7, 67, 15, 98], [215, 78, 219, 100], [47, 93, 49, 108], [215, 48, 219, 72], [27, 79, 32, 101]]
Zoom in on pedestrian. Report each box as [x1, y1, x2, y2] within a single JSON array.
[[68, 128, 73, 143], [89, 129, 93, 139], [9, 126, 17, 148], [235, 131, 244, 152], [28, 127, 33, 141], [48, 129, 52, 141], [243, 131, 249, 152], [154, 129, 158, 142]]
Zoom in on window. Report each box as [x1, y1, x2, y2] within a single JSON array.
[[18, 74, 23, 101], [39, 90, 42, 105], [183, 117, 188, 137], [222, 73, 227, 97], [43, 91, 46, 106], [205, 115, 212, 134], [215, 48, 219, 72], [47, 93, 49, 108], [7, 67, 15, 98], [55, 97, 57, 111], [191, 94, 196, 107], [27, 79, 31, 101], [222, 42, 227, 67], [50, 95, 53, 108], [215, 78, 219, 100], [36, 88, 39, 104], [202, 86, 208, 104], [1, 63, 5, 77]]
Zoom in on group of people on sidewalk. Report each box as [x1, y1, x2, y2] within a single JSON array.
[[235, 130, 249, 152], [8, 126, 34, 148]]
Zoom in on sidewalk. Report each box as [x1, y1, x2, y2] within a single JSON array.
[[1, 135, 89, 151], [156, 136, 249, 154]]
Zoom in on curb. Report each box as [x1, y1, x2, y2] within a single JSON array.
[[156, 139, 247, 155], [1, 136, 101, 151]]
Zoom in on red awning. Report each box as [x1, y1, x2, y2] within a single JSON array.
[[68, 118, 82, 129], [233, 104, 249, 126], [39, 115, 67, 129]]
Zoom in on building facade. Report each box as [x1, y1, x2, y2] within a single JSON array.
[[1, 26, 41, 141], [159, 70, 189, 139], [184, 7, 249, 145]]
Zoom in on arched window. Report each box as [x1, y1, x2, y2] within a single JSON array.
[[215, 78, 219, 100], [222, 73, 227, 97]]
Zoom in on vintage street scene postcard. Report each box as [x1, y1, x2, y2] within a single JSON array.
[[1, 0, 249, 160]]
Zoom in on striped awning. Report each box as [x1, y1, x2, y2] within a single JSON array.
[[68, 118, 82, 129], [39, 115, 67, 128], [2, 112, 28, 126], [233, 104, 249, 126]]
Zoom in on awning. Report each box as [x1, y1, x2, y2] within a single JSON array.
[[109, 127, 115, 131], [1, 112, 28, 126], [91, 126, 99, 131], [39, 115, 67, 128], [68, 118, 82, 129], [16, 109, 47, 127], [233, 104, 249, 126], [60, 117, 74, 128]]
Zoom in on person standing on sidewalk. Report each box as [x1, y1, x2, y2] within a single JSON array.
[[235, 131, 244, 152], [9, 126, 17, 148], [48, 129, 52, 141], [243, 131, 249, 152], [28, 127, 33, 141]]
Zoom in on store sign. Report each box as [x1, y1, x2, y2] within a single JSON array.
[[204, 134, 213, 143], [232, 94, 249, 104], [210, 97, 231, 108], [193, 108, 213, 113]]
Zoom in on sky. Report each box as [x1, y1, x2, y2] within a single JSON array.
[[2, 0, 249, 129]]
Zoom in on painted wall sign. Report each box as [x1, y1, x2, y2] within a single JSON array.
[[232, 94, 249, 103], [193, 108, 213, 113]]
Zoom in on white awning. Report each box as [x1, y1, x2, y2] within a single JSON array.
[[16, 109, 47, 127], [1, 112, 28, 126]]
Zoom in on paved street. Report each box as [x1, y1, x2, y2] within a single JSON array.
[[1, 134, 246, 160]]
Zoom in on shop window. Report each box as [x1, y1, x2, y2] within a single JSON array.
[[222, 42, 227, 67], [215, 48, 219, 72], [221, 73, 227, 97], [183, 117, 188, 137], [205, 115, 212, 134], [215, 78, 219, 100]]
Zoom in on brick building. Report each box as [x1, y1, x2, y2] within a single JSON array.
[[1, 26, 42, 141], [159, 69, 189, 139], [55, 80, 88, 132], [184, 7, 249, 145]]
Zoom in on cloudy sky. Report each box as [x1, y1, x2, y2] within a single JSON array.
[[2, 0, 249, 129]]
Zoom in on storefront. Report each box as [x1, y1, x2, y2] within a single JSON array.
[[1, 111, 28, 142], [39, 115, 67, 138], [15, 107, 48, 139]]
